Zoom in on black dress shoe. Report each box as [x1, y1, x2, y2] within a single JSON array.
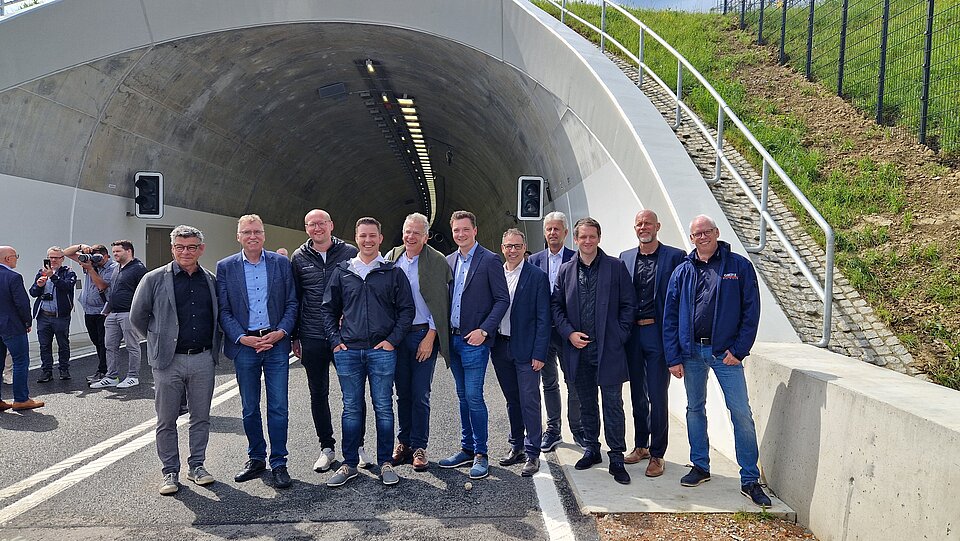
[[234, 459, 266, 482], [498, 447, 526, 466], [574, 451, 602, 470], [37, 372, 53, 383], [609, 462, 631, 485], [272, 465, 292, 489], [59, 371, 71, 380]]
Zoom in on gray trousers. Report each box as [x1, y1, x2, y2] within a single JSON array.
[[104, 312, 142, 379], [154, 352, 216, 474]]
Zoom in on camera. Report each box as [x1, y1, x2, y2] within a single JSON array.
[[77, 253, 104, 264], [41, 293, 54, 301]]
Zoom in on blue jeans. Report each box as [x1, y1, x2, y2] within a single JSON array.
[[36, 313, 71, 373], [395, 328, 438, 450], [449, 335, 490, 456], [682, 343, 761, 484], [234, 345, 290, 468], [0, 333, 30, 402], [334, 348, 396, 468]]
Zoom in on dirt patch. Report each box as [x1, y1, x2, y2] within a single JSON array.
[[597, 513, 817, 541], [721, 29, 960, 376]]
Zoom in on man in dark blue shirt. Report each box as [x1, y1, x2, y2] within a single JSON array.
[[91, 240, 147, 389]]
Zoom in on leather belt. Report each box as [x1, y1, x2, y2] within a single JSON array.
[[246, 328, 275, 337], [497, 333, 511, 341], [40, 310, 59, 317], [176, 346, 211, 355], [635, 318, 656, 326], [451, 327, 461, 335], [411, 323, 430, 332], [696, 337, 711, 345]]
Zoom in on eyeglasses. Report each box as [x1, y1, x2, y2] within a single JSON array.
[[48, 256, 64, 260], [239, 229, 265, 237], [173, 244, 202, 253], [4, 254, 19, 260], [305, 220, 332, 229], [502, 243, 524, 251], [690, 229, 716, 239]]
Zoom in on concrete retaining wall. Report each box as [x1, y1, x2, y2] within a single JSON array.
[[748, 342, 958, 540]]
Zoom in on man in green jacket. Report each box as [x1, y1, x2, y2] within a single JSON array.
[[384, 212, 452, 471]]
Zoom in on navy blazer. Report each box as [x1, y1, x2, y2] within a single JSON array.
[[446, 243, 510, 347], [528, 246, 575, 289], [216, 250, 298, 360], [502, 262, 551, 363], [618, 242, 686, 320], [0, 266, 32, 336], [550, 249, 635, 386]]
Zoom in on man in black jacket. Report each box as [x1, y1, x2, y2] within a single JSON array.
[[291, 209, 367, 473], [320, 217, 414, 488]]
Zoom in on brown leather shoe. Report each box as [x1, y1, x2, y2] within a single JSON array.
[[392, 443, 413, 466], [0, 400, 12, 411], [624, 447, 650, 464], [645, 456, 665, 477], [12, 398, 45, 411], [412, 448, 429, 472]]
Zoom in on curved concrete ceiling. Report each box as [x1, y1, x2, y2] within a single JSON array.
[[0, 22, 580, 249]]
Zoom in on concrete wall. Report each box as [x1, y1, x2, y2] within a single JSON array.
[[748, 343, 959, 540]]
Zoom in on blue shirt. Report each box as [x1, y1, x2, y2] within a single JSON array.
[[243, 250, 270, 331], [397, 253, 435, 329], [80, 260, 118, 315], [450, 242, 478, 329], [40, 278, 57, 313]]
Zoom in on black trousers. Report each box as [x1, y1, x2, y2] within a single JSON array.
[[574, 359, 627, 463], [84, 313, 108, 374], [299, 336, 365, 449]]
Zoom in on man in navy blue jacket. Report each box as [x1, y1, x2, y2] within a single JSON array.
[[490, 228, 551, 477], [439, 210, 510, 480], [663, 214, 771, 507], [619, 210, 685, 477], [0, 246, 44, 411], [29, 246, 77, 382], [552, 218, 635, 485], [217, 214, 298, 489]]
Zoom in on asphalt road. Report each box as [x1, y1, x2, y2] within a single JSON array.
[[0, 350, 599, 541]]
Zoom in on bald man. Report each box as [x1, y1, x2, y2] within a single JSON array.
[[0, 246, 44, 411]]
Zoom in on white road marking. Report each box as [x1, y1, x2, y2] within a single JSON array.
[[533, 460, 577, 541]]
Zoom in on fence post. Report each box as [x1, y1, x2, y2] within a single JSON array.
[[740, 0, 746, 29], [837, 0, 850, 95], [919, 0, 935, 146], [758, 0, 766, 44], [779, 0, 788, 64], [805, 0, 815, 80], [723, 0, 729, 15], [638, 29, 645, 85], [877, 0, 891, 124], [601, 0, 607, 53]]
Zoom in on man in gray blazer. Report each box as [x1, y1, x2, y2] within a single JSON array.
[[130, 225, 222, 496]]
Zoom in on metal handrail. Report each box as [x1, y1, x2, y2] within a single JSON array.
[[545, 0, 835, 347], [1, 0, 43, 17]]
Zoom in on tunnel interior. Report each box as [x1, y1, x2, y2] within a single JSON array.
[[0, 22, 599, 251]]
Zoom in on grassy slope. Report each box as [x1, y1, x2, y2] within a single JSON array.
[[533, 1, 959, 389]]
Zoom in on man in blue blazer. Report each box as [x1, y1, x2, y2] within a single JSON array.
[[619, 209, 685, 478], [438, 210, 510, 480], [527, 210, 581, 451], [217, 214, 298, 489], [490, 228, 551, 477], [0, 246, 44, 410], [551, 218, 635, 485]]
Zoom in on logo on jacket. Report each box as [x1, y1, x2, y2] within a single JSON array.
[[722, 273, 739, 280]]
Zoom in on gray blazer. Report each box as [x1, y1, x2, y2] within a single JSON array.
[[130, 262, 222, 370]]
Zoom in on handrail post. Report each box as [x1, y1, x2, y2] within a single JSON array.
[[758, 161, 769, 250], [561, 0, 567, 24], [674, 61, 683, 129], [711, 108, 726, 184], [638, 29, 645, 85], [600, 0, 607, 53], [919, 0, 935, 146], [818, 234, 835, 347]]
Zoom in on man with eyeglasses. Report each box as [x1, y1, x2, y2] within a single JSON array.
[[91, 240, 148, 389], [490, 228, 551, 477], [217, 214, 298, 489], [291, 209, 375, 474], [131, 225, 222, 495], [64, 243, 118, 384], [29, 246, 77, 383], [0, 246, 44, 411], [663, 214, 771, 507]]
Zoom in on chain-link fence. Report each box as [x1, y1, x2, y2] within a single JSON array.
[[721, 0, 960, 157]]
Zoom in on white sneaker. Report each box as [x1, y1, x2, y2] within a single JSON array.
[[358, 446, 374, 469], [116, 377, 140, 389], [90, 376, 120, 389], [313, 448, 336, 473]]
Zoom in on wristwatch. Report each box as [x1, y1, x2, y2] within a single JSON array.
[[480, 330, 488, 337]]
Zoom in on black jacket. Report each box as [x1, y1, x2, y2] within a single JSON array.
[[320, 260, 414, 350], [291, 237, 358, 339]]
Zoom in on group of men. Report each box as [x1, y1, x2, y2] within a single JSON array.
[[0, 205, 772, 508]]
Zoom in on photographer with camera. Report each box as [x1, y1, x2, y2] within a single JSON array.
[[65, 243, 118, 383], [29, 246, 78, 382]]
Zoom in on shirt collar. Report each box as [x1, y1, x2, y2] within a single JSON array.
[[352, 254, 386, 267], [503, 259, 524, 274], [241, 250, 265, 264], [458, 242, 479, 262]]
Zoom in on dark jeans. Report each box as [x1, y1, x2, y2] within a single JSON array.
[[334, 348, 396, 468], [395, 328, 438, 450], [626, 322, 671, 457], [0, 333, 30, 402], [299, 336, 338, 449], [37, 313, 71, 373], [491, 338, 543, 458], [234, 345, 290, 469], [84, 313, 107, 374], [541, 331, 581, 437], [574, 359, 626, 463]]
